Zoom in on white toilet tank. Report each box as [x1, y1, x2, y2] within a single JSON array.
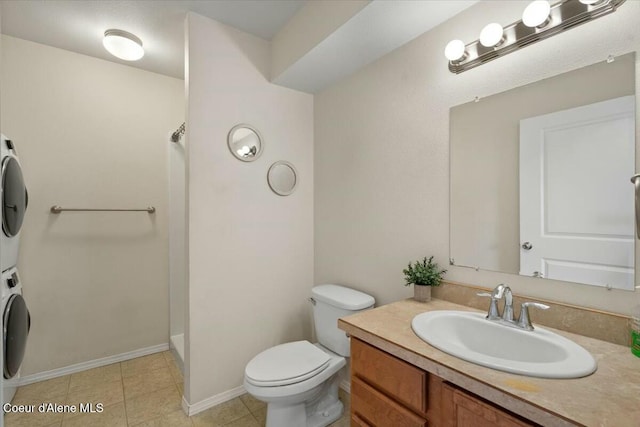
[[311, 284, 375, 357]]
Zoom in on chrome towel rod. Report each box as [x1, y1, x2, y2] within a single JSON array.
[[50, 206, 155, 214]]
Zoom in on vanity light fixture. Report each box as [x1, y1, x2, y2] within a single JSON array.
[[444, 39, 467, 62], [479, 23, 505, 47], [103, 29, 144, 61], [522, 1, 552, 28], [445, 0, 626, 74]]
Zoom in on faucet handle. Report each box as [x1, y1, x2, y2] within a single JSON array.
[[477, 292, 501, 320], [517, 302, 550, 331]]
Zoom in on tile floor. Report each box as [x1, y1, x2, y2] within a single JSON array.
[[4, 351, 351, 427]]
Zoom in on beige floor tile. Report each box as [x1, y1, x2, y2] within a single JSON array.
[[239, 393, 266, 414], [328, 414, 351, 427], [168, 360, 184, 384], [125, 385, 182, 426], [14, 376, 70, 402], [162, 351, 176, 364], [192, 398, 250, 427], [64, 379, 124, 419], [69, 364, 122, 392], [121, 353, 167, 379], [123, 366, 175, 400], [251, 407, 266, 427], [134, 409, 193, 427], [61, 401, 127, 427], [224, 414, 259, 427], [4, 396, 65, 427]]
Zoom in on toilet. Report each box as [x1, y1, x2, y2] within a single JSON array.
[[243, 284, 375, 427]]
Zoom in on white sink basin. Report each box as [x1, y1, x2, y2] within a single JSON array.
[[412, 310, 597, 379]]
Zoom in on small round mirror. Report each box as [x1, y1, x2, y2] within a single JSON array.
[[227, 124, 263, 162], [267, 161, 298, 196]]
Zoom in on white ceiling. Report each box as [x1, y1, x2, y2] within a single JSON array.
[[0, 0, 478, 90], [0, 0, 307, 79]]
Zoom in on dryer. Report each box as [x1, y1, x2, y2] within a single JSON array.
[[1, 135, 28, 273], [1, 267, 30, 405]]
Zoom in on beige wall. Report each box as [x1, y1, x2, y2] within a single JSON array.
[[185, 13, 314, 405], [271, 0, 369, 80], [1, 36, 184, 375], [315, 1, 640, 315], [450, 54, 635, 274]]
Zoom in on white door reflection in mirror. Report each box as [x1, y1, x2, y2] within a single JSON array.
[[519, 96, 635, 290]]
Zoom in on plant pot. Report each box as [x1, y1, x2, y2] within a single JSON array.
[[414, 285, 431, 302]]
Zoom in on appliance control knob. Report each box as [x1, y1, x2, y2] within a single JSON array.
[[7, 273, 18, 288]]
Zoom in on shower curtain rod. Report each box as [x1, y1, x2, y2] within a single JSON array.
[[171, 122, 185, 142]]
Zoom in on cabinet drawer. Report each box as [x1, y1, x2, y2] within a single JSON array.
[[352, 377, 428, 427], [351, 414, 373, 427], [352, 338, 428, 415]]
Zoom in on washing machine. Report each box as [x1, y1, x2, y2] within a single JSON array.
[[1, 266, 30, 404], [1, 135, 28, 273]]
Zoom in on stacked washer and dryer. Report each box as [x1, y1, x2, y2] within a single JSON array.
[[1, 135, 30, 405]]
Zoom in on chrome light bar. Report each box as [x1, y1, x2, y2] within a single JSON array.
[[448, 0, 626, 74]]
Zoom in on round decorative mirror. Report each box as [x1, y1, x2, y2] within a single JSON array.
[[267, 161, 298, 196], [227, 124, 263, 162]]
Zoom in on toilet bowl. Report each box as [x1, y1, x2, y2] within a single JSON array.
[[243, 284, 374, 427]]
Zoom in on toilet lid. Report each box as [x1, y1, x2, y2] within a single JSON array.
[[245, 341, 331, 387]]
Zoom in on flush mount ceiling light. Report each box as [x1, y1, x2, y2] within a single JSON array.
[[103, 29, 144, 61], [445, 0, 626, 74]]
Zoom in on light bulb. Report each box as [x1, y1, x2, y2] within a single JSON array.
[[479, 23, 505, 47], [444, 40, 466, 62], [522, 1, 551, 28], [103, 29, 144, 61], [579, 0, 602, 4]]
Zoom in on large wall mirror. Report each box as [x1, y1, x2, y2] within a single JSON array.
[[450, 52, 636, 291]]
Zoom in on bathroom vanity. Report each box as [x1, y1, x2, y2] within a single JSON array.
[[339, 299, 640, 427]]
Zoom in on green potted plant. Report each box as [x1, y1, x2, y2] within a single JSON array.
[[403, 256, 447, 302]]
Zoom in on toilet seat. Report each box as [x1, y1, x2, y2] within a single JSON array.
[[245, 341, 330, 387]]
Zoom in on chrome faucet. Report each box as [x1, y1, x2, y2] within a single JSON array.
[[478, 284, 549, 331], [501, 287, 514, 322], [517, 302, 550, 331], [477, 284, 507, 321]]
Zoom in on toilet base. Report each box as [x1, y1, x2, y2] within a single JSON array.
[[265, 373, 344, 427]]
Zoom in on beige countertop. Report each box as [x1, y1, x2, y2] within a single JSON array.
[[338, 298, 640, 427]]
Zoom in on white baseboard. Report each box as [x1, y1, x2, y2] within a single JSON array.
[[181, 378, 351, 417], [183, 385, 246, 416], [18, 343, 169, 386]]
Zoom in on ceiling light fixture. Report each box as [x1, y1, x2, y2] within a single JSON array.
[[445, 0, 626, 74], [103, 29, 144, 61]]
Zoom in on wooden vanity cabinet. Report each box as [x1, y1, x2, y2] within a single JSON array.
[[350, 338, 537, 427]]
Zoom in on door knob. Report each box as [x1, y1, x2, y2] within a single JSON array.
[[521, 242, 533, 250]]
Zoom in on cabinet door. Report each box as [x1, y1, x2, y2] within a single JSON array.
[[352, 377, 428, 427], [352, 338, 428, 415], [443, 383, 536, 427]]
